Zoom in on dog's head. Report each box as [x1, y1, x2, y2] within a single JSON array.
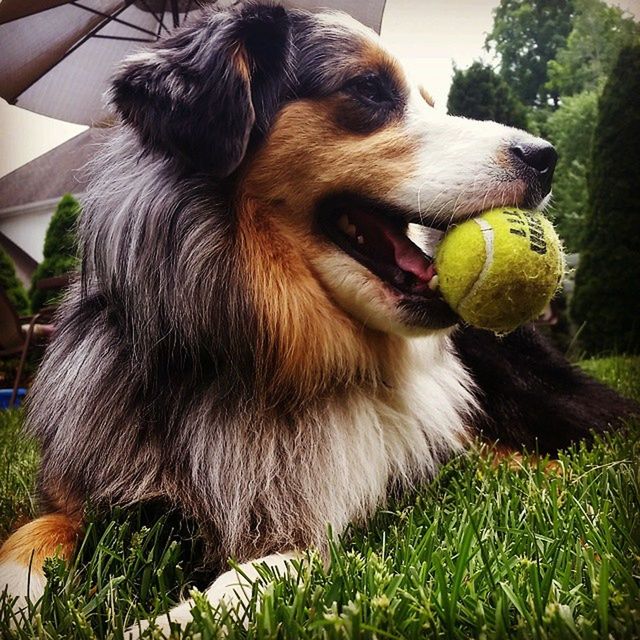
[[110, 3, 556, 337]]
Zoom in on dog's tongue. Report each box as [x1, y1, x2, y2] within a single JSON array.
[[349, 209, 435, 283], [387, 229, 436, 282]]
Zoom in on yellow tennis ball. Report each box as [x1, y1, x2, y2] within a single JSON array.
[[435, 207, 565, 333]]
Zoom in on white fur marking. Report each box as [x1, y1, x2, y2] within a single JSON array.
[[389, 86, 551, 226], [128, 553, 298, 638], [0, 559, 46, 623]]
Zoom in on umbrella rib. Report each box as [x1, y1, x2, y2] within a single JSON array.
[[136, 0, 171, 36], [93, 34, 155, 42], [157, 0, 167, 37], [13, 3, 131, 103], [72, 1, 161, 39]]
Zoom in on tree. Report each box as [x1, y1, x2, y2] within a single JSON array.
[[30, 194, 81, 312], [547, 0, 640, 98], [542, 0, 639, 252], [485, 0, 574, 107], [0, 247, 29, 316], [570, 46, 640, 355], [447, 62, 528, 129], [545, 90, 599, 252]]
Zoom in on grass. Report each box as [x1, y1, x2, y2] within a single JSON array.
[[0, 357, 639, 638]]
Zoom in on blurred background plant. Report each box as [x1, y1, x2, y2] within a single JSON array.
[[447, 62, 528, 129], [0, 246, 29, 316], [570, 45, 640, 355], [0, 247, 30, 389], [29, 193, 81, 312], [448, 0, 640, 356], [0, 194, 81, 390]]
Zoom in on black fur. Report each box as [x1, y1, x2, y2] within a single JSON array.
[[111, 4, 292, 176], [19, 1, 638, 576], [454, 324, 638, 454]]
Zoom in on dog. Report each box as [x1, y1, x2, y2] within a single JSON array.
[[0, 2, 633, 635]]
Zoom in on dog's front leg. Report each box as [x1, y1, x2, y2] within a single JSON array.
[[128, 551, 300, 638]]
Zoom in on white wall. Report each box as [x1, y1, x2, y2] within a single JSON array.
[[0, 198, 62, 263]]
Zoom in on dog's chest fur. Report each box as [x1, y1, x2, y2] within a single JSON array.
[[177, 334, 476, 563], [32, 288, 476, 568]]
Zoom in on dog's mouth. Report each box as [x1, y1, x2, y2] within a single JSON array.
[[318, 195, 448, 301]]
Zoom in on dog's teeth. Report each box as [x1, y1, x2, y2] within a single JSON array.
[[428, 275, 439, 291], [357, 235, 364, 245], [337, 215, 358, 239]]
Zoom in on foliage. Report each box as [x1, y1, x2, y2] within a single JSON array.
[[0, 250, 31, 389], [0, 410, 38, 541], [0, 359, 639, 638], [580, 355, 640, 402], [447, 62, 528, 129], [524, 104, 551, 139], [525, 0, 640, 253], [29, 194, 81, 312], [485, 0, 574, 106], [571, 46, 640, 356], [545, 90, 599, 252], [547, 0, 640, 98], [0, 247, 29, 316], [0, 247, 33, 388]]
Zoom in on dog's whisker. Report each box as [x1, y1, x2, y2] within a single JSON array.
[[1, 6, 605, 637]]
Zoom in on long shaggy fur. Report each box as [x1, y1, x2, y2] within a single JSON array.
[[27, 125, 476, 567], [20, 2, 635, 581]]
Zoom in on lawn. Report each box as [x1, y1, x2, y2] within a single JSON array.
[[1, 358, 639, 639]]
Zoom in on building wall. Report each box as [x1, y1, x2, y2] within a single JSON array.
[[0, 196, 81, 286]]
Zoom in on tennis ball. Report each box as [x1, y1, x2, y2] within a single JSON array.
[[435, 207, 565, 333]]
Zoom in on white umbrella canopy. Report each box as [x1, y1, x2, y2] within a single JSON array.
[[0, 0, 386, 125]]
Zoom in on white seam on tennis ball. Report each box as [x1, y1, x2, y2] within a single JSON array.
[[459, 218, 494, 311]]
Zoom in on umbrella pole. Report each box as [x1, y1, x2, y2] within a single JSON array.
[[171, 0, 180, 28]]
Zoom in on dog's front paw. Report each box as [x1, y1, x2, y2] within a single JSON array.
[[125, 571, 244, 639], [126, 552, 297, 637], [125, 608, 185, 639]]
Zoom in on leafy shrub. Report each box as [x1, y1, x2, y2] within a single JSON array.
[[0, 247, 29, 316], [0, 250, 31, 387], [571, 46, 640, 355], [546, 0, 640, 98], [30, 194, 81, 312], [447, 61, 528, 129], [545, 90, 599, 252]]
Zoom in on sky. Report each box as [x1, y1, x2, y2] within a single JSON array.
[[381, 0, 498, 107], [1, 0, 639, 180]]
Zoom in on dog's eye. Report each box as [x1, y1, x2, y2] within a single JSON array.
[[347, 74, 393, 105]]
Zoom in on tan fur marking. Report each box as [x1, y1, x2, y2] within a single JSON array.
[[483, 445, 563, 474], [232, 45, 251, 81], [360, 37, 408, 90], [241, 97, 419, 213], [236, 196, 405, 404], [0, 513, 81, 567], [235, 88, 423, 402]]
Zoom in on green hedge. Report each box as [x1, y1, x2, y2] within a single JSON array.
[[447, 61, 528, 130], [30, 194, 81, 312], [571, 46, 640, 355], [0, 247, 29, 316]]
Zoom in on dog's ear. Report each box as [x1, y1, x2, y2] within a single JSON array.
[[110, 5, 291, 177]]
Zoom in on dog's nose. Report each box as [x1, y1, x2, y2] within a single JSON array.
[[509, 142, 558, 194]]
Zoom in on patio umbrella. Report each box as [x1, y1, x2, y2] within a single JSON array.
[[0, 0, 386, 125]]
